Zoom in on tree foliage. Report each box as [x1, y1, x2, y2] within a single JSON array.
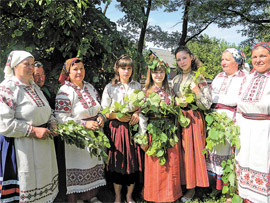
[[146, 0, 269, 49], [0, 0, 140, 91]]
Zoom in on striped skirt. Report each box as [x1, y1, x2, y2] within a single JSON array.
[[0, 135, 19, 202], [107, 119, 143, 175], [180, 109, 209, 188], [144, 132, 183, 202]]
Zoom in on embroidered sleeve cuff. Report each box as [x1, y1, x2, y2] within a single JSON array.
[[81, 120, 86, 127], [25, 125, 32, 137]]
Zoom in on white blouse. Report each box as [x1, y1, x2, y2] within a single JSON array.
[[0, 76, 58, 202], [55, 80, 102, 124], [101, 80, 142, 112], [0, 76, 55, 137], [211, 70, 247, 107]]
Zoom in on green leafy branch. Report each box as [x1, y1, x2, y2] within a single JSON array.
[[177, 66, 213, 110], [101, 95, 131, 118], [203, 111, 242, 203], [221, 154, 243, 203], [131, 90, 189, 165], [53, 120, 111, 164], [203, 112, 240, 154]]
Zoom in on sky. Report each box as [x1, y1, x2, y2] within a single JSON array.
[[101, 1, 247, 48]]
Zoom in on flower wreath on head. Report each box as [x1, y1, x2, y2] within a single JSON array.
[[147, 55, 171, 74]]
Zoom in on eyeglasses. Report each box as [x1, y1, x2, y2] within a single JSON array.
[[71, 59, 82, 66], [34, 61, 43, 68]]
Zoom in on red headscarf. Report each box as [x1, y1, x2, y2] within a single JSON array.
[[58, 57, 81, 84], [253, 42, 270, 52]]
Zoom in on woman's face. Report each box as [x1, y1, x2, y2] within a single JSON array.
[[175, 51, 193, 73], [118, 66, 132, 83], [14, 57, 35, 81], [151, 70, 165, 87], [69, 62, 85, 84], [221, 52, 239, 76], [252, 46, 270, 74]]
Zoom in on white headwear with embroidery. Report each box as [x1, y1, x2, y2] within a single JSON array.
[[4, 50, 34, 79]]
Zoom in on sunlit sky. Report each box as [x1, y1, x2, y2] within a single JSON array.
[[101, 1, 247, 48]]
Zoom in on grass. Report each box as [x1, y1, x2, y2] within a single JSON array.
[[96, 182, 229, 203]]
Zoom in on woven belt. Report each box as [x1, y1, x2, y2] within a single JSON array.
[[212, 103, 237, 112], [242, 113, 270, 120]]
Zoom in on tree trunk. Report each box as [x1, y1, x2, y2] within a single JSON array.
[[178, 0, 190, 46], [136, 0, 152, 80]]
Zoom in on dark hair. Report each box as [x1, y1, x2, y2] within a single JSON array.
[[145, 64, 170, 95], [174, 46, 201, 71], [34, 61, 43, 68], [112, 55, 133, 85]]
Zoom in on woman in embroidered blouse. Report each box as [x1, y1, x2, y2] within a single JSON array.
[[101, 55, 142, 203], [55, 58, 106, 203], [0, 50, 58, 202], [207, 48, 249, 193], [140, 60, 183, 202], [172, 46, 212, 202], [235, 42, 270, 203]]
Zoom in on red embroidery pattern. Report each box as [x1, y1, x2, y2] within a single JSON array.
[[24, 87, 45, 107], [242, 75, 267, 103], [0, 95, 16, 110], [0, 86, 14, 97], [67, 81, 97, 109], [66, 165, 104, 186], [206, 153, 231, 167], [55, 98, 72, 113], [236, 161, 270, 196], [20, 174, 58, 203]]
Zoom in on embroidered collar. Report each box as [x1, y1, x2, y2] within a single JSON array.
[[115, 79, 137, 86], [11, 76, 37, 88], [65, 80, 89, 89], [253, 70, 270, 78], [153, 85, 164, 93], [222, 70, 245, 78]]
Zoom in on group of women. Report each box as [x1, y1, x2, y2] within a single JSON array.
[[0, 42, 269, 203]]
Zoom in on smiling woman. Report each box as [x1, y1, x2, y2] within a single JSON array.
[[55, 57, 106, 203], [235, 42, 270, 203], [0, 50, 58, 202]]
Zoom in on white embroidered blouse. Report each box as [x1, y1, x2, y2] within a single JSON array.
[[0, 76, 55, 137], [55, 80, 102, 125], [211, 70, 248, 107]]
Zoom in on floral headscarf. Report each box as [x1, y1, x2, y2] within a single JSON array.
[[253, 42, 270, 52], [4, 50, 34, 79], [225, 48, 250, 72], [58, 57, 81, 84]]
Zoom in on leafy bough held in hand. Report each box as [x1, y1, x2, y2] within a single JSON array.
[[52, 120, 111, 164]]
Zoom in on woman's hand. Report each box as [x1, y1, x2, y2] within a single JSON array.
[[117, 114, 131, 123], [97, 116, 104, 128], [129, 112, 139, 125], [85, 120, 100, 131], [30, 127, 53, 139], [140, 144, 148, 152], [176, 96, 187, 107], [48, 122, 58, 136], [191, 82, 201, 96]]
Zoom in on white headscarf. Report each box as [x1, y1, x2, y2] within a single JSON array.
[[4, 50, 34, 79]]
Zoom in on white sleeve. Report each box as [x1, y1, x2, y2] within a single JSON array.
[[0, 85, 32, 137]]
